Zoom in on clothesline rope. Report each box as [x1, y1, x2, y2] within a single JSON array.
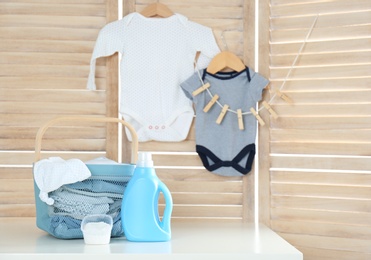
[[194, 14, 320, 116], [266, 13, 319, 106]]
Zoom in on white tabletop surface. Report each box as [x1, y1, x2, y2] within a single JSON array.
[[0, 217, 302, 260]]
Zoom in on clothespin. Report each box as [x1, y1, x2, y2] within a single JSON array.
[[216, 104, 229, 124], [203, 94, 219, 113], [262, 101, 278, 119], [250, 107, 265, 126], [275, 90, 293, 104], [237, 109, 244, 130], [192, 83, 211, 96]]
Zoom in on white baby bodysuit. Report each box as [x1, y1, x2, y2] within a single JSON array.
[[87, 12, 220, 142]]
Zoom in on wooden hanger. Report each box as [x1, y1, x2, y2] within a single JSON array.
[[206, 51, 246, 74], [140, 3, 174, 18]]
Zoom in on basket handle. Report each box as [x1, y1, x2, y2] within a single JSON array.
[[34, 116, 138, 164]]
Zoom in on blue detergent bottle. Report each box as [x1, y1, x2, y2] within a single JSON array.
[[121, 152, 173, 242]]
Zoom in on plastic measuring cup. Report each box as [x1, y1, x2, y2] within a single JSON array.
[[81, 214, 113, 245]]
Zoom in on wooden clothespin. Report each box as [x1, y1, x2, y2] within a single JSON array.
[[192, 83, 210, 96], [250, 107, 265, 126], [262, 101, 278, 119], [216, 105, 229, 124], [203, 94, 219, 113], [237, 109, 244, 130], [275, 90, 293, 104]]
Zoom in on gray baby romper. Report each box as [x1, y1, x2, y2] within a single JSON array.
[[180, 67, 269, 176]]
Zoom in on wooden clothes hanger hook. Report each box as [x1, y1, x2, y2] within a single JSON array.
[[206, 29, 245, 74], [140, 2, 173, 18]]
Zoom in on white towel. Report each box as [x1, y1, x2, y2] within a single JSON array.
[[34, 157, 91, 205]]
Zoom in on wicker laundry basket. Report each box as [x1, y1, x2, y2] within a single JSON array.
[[33, 116, 138, 239]]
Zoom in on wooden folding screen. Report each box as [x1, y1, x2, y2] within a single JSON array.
[[0, 1, 118, 216], [259, 0, 371, 259]]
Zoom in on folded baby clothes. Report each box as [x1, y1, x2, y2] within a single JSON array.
[[34, 157, 91, 205], [65, 178, 129, 195], [50, 187, 113, 219]]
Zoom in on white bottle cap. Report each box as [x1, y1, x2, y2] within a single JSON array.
[[137, 152, 154, 167]]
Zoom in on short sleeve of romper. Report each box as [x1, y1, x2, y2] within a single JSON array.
[[181, 68, 269, 177]]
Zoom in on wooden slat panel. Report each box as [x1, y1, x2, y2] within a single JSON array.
[[0, 53, 101, 66], [1, 138, 106, 151], [270, 38, 371, 55], [160, 193, 243, 205], [0, 126, 105, 139], [139, 140, 195, 152], [272, 104, 371, 116], [270, 10, 371, 30], [273, 90, 371, 104], [270, 64, 371, 80], [271, 51, 371, 67], [271, 25, 371, 43], [272, 220, 371, 240], [0, 179, 33, 192], [0, 3, 106, 16], [271, 129, 371, 143], [0, 114, 107, 127], [0, 39, 96, 53], [271, 183, 371, 199], [0, 0, 105, 3], [163, 205, 243, 218], [0, 192, 35, 204], [0, 0, 117, 219], [271, 207, 371, 226], [271, 196, 371, 213], [0, 102, 105, 114], [0, 14, 106, 28], [0, 27, 99, 41], [270, 155, 371, 171], [270, 142, 371, 155], [271, 171, 371, 185], [269, 78, 371, 91], [191, 18, 243, 31], [152, 154, 204, 167], [0, 77, 105, 90], [0, 205, 35, 217], [1, 90, 105, 102], [163, 180, 243, 193], [0, 64, 104, 77], [0, 167, 32, 179], [0, 151, 106, 165], [270, 0, 371, 17], [264, 0, 371, 258], [270, 116, 371, 129], [156, 168, 243, 182]]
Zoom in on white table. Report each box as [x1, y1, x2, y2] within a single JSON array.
[[0, 217, 302, 260]]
